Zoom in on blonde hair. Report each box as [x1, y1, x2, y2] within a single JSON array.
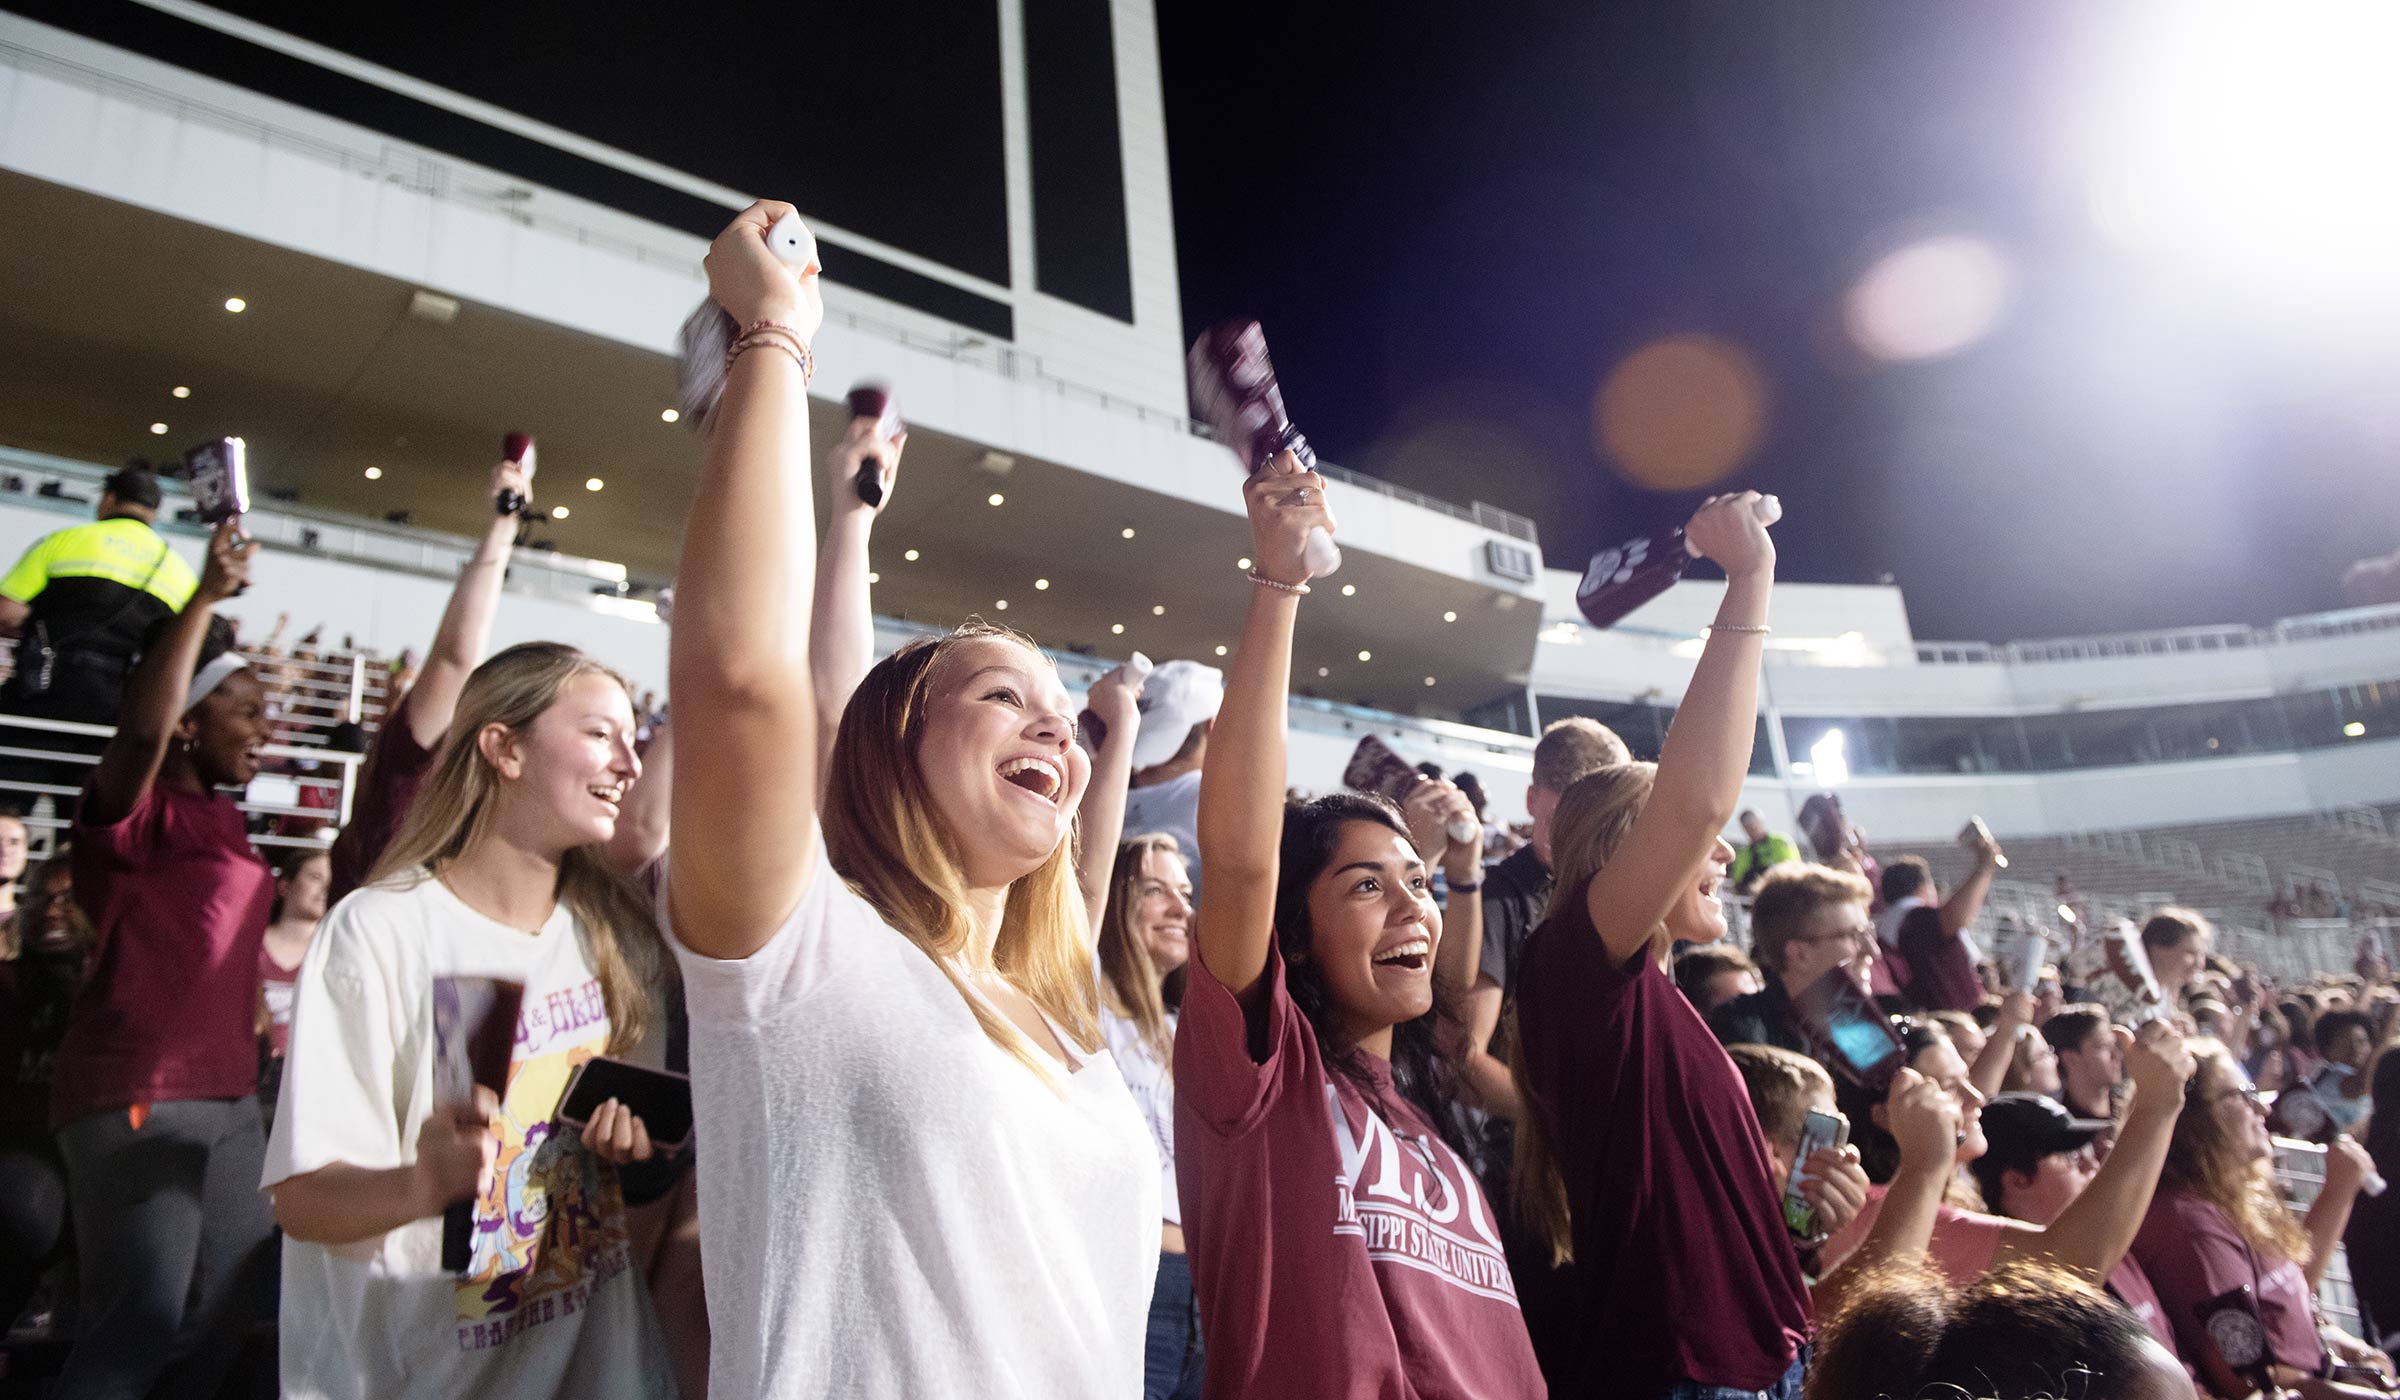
[[1513, 761, 1659, 1264], [2164, 1040, 2308, 1263], [820, 624, 1100, 1086], [1096, 833, 1184, 1070], [369, 642, 660, 1053]]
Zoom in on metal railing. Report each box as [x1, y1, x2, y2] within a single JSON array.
[[1893, 602, 2400, 668], [2272, 1138, 2365, 1339], [0, 713, 360, 855]]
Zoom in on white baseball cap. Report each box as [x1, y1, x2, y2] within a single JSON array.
[[1131, 659, 1226, 771]]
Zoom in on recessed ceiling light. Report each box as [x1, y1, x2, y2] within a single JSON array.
[[659, 407, 680, 423], [363, 466, 383, 480], [1120, 527, 1136, 540], [223, 297, 246, 313], [171, 386, 191, 399], [1423, 676, 1437, 686], [903, 549, 920, 562], [1340, 584, 1357, 597], [1110, 623, 1126, 635], [866, 571, 879, 583], [550, 505, 570, 519], [1214, 645, 1228, 656], [1442, 610, 1458, 623], [995, 599, 1009, 610], [987, 493, 1005, 507], [1237, 557, 1252, 570], [1151, 604, 1165, 616], [1034, 578, 1050, 590], [585, 477, 605, 492], [1357, 650, 1373, 662], [148, 422, 168, 435], [1316, 666, 1330, 678]]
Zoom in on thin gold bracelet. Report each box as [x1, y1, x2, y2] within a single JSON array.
[[1705, 623, 1771, 636], [1249, 571, 1310, 596]]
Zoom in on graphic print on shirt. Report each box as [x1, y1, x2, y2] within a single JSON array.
[[436, 975, 631, 1353], [1324, 1083, 1518, 1304]]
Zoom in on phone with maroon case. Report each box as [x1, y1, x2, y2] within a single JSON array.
[[431, 977, 523, 1274], [1342, 735, 1422, 806], [1574, 496, 1783, 629], [1789, 966, 1907, 1093], [844, 381, 901, 507], [498, 433, 535, 517]]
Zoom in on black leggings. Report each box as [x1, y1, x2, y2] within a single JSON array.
[[0, 1126, 70, 1327]]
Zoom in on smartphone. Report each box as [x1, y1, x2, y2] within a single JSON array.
[[845, 381, 901, 508], [1782, 1109, 1849, 1240], [557, 1055, 694, 1153], [182, 437, 250, 524], [1958, 816, 2009, 870], [430, 977, 523, 1273], [1343, 735, 1477, 845], [498, 433, 536, 517], [1790, 965, 1908, 1093]]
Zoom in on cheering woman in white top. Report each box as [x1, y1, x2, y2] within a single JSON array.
[[664, 201, 1155, 1399]]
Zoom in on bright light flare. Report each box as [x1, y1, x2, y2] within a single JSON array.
[[1809, 729, 1850, 788], [2087, 0, 2400, 304], [1844, 236, 2011, 361]]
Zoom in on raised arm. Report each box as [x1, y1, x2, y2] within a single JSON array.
[[1411, 780, 1488, 1056], [402, 461, 528, 748], [1458, 979, 1522, 1118], [811, 415, 905, 780], [1581, 494, 1775, 965], [2304, 1137, 2376, 1289], [1193, 457, 1335, 1002], [1073, 662, 1145, 933], [667, 202, 825, 960], [1970, 990, 2033, 1100], [1814, 1069, 1958, 1315], [1995, 1024, 2194, 1281], [1939, 843, 2002, 938], [84, 519, 252, 826]]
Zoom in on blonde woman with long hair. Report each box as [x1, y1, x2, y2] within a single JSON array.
[[263, 641, 675, 1400], [1503, 493, 1813, 1399], [1097, 832, 1203, 1399], [664, 201, 1154, 1399], [2131, 1041, 2389, 1399]]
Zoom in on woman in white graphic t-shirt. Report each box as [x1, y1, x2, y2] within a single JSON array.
[[661, 202, 1154, 1400], [264, 642, 677, 1400]]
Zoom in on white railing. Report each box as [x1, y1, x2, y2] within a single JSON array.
[[1893, 601, 2400, 668], [2217, 851, 2275, 895], [0, 713, 359, 854], [2272, 1139, 2364, 1338]]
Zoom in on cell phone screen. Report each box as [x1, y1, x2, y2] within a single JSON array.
[[1790, 967, 1907, 1093], [183, 437, 250, 524], [557, 1056, 694, 1150]]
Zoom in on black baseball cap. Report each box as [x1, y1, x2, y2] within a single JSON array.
[[1970, 1093, 2112, 1212], [102, 465, 162, 509]]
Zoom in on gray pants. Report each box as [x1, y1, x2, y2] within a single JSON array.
[[54, 1097, 278, 1400]]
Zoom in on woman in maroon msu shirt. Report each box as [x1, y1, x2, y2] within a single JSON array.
[[1508, 493, 1812, 1399], [49, 519, 278, 1398], [1174, 458, 1542, 1400]]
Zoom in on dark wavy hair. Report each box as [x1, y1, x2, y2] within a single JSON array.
[[1838, 1016, 1966, 1188], [1274, 792, 1472, 1158]]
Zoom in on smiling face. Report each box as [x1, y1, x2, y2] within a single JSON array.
[[1304, 818, 1443, 1043], [2197, 1057, 2273, 1164], [1915, 1037, 1990, 1166], [1778, 897, 1876, 993], [481, 669, 642, 854], [0, 815, 26, 884], [2149, 930, 2209, 995], [280, 852, 332, 926], [25, 865, 79, 956], [2012, 1029, 2063, 1097], [1128, 845, 1194, 975], [914, 637, 1090, 892], [185, 669, 271, 787], [1664, 837, 1736, 946]]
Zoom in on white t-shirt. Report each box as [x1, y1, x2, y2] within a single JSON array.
[[262, 874, 674, 1400], [1100, 1007, 1179, 1226], [1122, 769, 1203, 898], [666, 835, 1159, 1400]]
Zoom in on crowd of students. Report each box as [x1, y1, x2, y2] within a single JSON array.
[[0, 202, 2396, 1399]]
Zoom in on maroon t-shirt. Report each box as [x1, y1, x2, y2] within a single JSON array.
[[2131, 1188, 2328, 1379], [1896, 905, 1981, 1012], [327, 688, 438, 902], [1173, 940, 1544, 1400], [51, 783, 275, 1126], [1513, 895, 1811, 1394], [259, 945, 300, 1058]]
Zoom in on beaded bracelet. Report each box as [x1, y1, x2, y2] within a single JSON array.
[[1705, 623, 1771, 636], [1249, 570, 1310, 595], [727, 324, 815, 383]]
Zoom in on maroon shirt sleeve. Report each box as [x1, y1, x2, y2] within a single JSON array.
[[1896, 905, 1981, 1011], [327, 689, 439, 902], [1513, 896, 1811, 1393], [2132, 1190, 2329, 1379], [1173, 937, 1310, 1138]]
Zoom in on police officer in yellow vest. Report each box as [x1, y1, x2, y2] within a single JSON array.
[[0, 468, 198, 805]]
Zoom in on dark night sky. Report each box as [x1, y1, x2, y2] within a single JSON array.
[[1154, 1, 2400, 643]]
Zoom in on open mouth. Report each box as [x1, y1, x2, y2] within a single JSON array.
[[1372, 937, 1432, 972], [588, 783, 625, 810], [998, 755, 1064, 804]]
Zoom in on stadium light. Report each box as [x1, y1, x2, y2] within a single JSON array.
[[1809, 728, 1851, 788], [2086, 0, 2400, 306]]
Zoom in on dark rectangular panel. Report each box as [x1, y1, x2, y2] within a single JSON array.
[[2, 0, 1014, 338], [1023, 0, 1135, 322]]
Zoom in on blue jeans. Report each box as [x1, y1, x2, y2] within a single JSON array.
[[1144, 1249, 1204, 1400], [1663, 1350, 1808, 1400]]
